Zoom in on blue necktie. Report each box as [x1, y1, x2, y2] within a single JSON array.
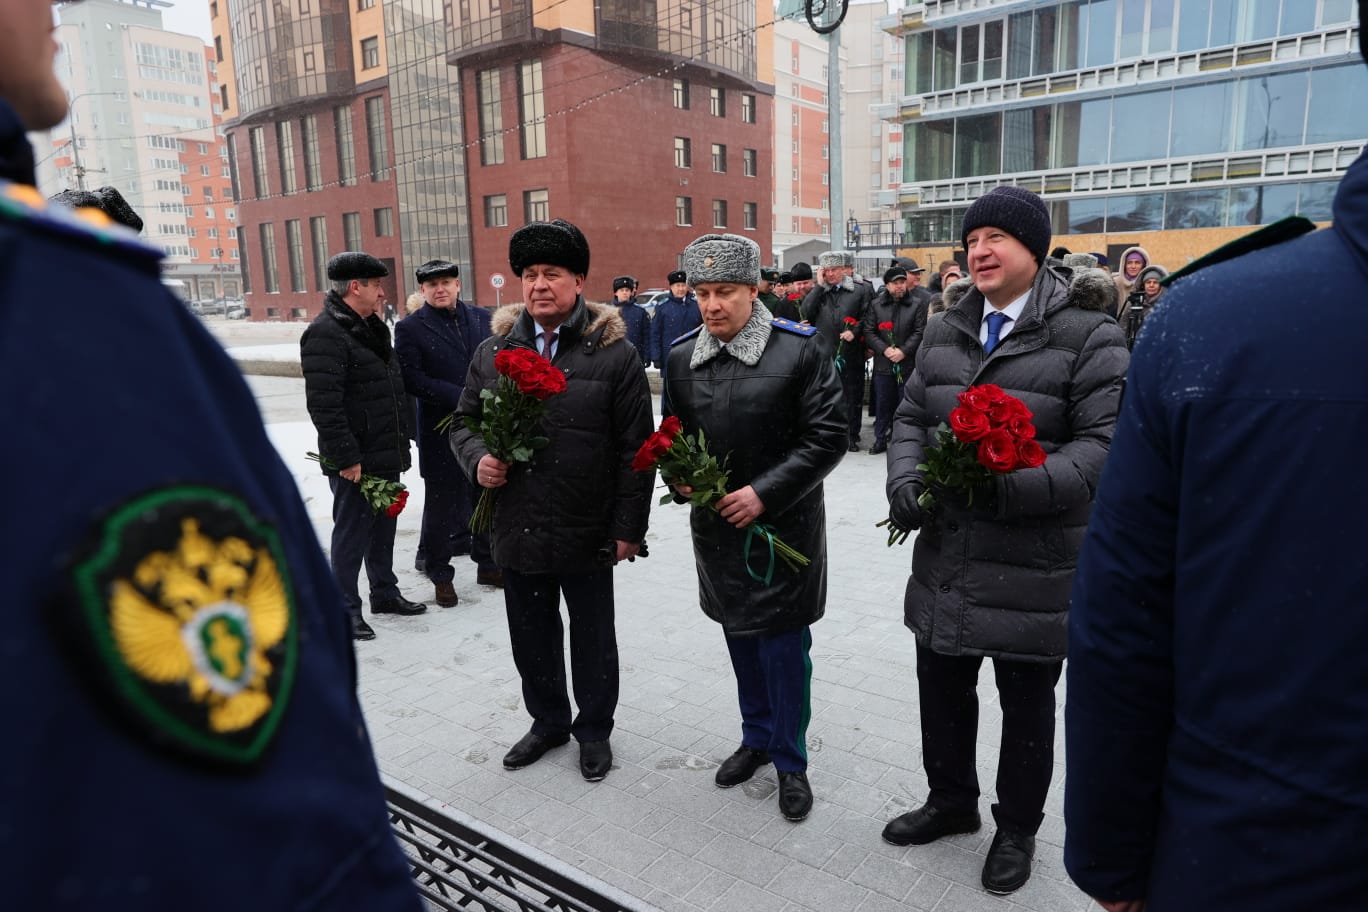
[[984, 312, 1010, 354]]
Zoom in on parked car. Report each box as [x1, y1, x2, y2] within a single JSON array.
[[190, 299, 226, 316], [225, 299, 248, 320], [635, 288, 669, 317]]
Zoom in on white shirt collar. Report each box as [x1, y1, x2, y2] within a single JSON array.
[[979, 290, 1031, 345]]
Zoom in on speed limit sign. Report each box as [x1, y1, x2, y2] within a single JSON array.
[[490, 273, 506, 290]]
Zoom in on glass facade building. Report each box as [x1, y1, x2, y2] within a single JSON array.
[[889, 0, 1365, 246]]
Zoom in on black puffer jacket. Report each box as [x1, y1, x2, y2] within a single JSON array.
[[862, 287, 927, 376], [801, 277, 872, 365], [887, 265, 1128, 661], [666, 305, 847, 636], [301, 291, 411, 475], [451, 298, 654, 574]]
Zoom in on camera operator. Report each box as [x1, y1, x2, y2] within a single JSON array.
[[1123, 264, 1168, 349]]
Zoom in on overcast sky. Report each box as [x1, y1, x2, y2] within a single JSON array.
[[161, 1, 214, 44]]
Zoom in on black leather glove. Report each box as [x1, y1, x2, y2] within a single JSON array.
[[889, 483, 923, 533]]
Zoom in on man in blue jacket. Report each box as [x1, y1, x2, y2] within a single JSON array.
[[395, 259, 498, 608], [649, 269, 701, 414], [0, 2, 420, 904], [610, 275, 650, 366], [1066, 13, 1368, 907]]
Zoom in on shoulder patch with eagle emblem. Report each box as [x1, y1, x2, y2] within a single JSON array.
[[59, 486, 299, 766]]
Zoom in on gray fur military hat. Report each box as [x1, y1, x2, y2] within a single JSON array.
[[818, 251, 852, 268], [414, 259, 460, 283], [683, 233, 761, 287], [327, 251, 389, 281]]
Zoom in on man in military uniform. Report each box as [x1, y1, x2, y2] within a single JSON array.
[[665, 233, 847, 822], [610, 275, 650, 366], [1, 2, 420, 904], [649, 268, 701, 414], [303, 252, 427, 641], [802, 252, 873, 451], [757, 266, 782, 312], [394, 259, 498, 609]]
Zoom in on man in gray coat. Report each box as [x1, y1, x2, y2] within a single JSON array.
[[882, 186, 1128, 894]]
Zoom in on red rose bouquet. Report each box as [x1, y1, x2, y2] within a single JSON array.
[[877, 320, 904, 385], [834, 315, 860, 370], [877, 383, 1045, 544], [633, 417, 809, 583], [445, 346, 568, 532], [306, 452, 409, 517]]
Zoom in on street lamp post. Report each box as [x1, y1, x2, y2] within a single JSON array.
[[64, 90, 126, 190]]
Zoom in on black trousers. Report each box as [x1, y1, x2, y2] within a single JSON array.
[[839, 361, 865, 445], [915, 643, 1063, 835], [871, 371, 900, 446], [503, 567, 618, 743], [421, 475, 493, 583], [328, 474, 400, 618]]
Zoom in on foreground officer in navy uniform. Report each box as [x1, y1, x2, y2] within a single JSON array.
[[303, 253, 427, 640], [665, 233, 847, 822], [0, 3, 420, 904], [394, 258, 498, 608]]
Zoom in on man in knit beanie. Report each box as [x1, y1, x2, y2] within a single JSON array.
[[881, 184, 1128, 896]]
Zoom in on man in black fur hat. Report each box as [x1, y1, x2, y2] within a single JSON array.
[[451, 219, 654, 783]]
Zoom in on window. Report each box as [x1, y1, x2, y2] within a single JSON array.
[[309, 216, 328, 290], [518, 188, 548, 223], [791, 111, 798, 127], [743, 202, 757, 230], [674, 136, 691, 168], [277, 120, 297, 194], [711, 143, 726, 172], [477, 68, 504, 165], [301, 114, 322, 190], [259, 223, 279, 292], [360, 37, 380, 70], [343, 211, 362, 250], [741, 93, 756, 124], [675, 196, 692, 226], [285, 219, 305, 292], [711, 199, 727, 228], [358, 0, 374, 7], [743, 148, 757, 177], [958, 19, 1004, 85], [335, 106, 356, 186], [518, 59, 546, 160], [709, 86, 725, 117], [364, 96, 390, 180], [220, 84, 229, 109], [673, 78, 689, 110], [484, 194, 508, 228], [248, 126, 269, 196], [214, 36, 223, 62], [373, 207, 394, 236], [823, 118, 829, 134]]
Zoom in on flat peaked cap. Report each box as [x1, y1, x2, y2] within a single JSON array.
[[612, 275, 636, 292], [328, 251, 389, 281], [683, 233, 761, 287], [415, 259, 460, 283], [667, 269, 688, 285], [883, 267, 908, 284], [760, 267, 780, 282], [50, 185, 144, 233], [509, 218, 590, 277]]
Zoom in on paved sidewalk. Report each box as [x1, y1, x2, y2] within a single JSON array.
[[250, 375, 1091, 912]]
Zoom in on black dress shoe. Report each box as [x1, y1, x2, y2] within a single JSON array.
[[881, 804, 981, 846], [870, 440, 888, 455], [982, 829, 1035, 895], [372, 594, 428, 615], [351, 616, 376, 641], [579, 740, 612, 782], [414, 556, 427, 573], [715, 746, 772, 788], [848, 442, 860, 452], [777, 771, 813, 822], [502, 731, 570, 770]]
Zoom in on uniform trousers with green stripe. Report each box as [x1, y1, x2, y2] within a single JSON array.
[[724, 627, 813, 773]]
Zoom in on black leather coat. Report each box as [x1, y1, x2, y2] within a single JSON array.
[[301, 292, 412, 475], [451, 299, 654, 575], [862, 287, 927, 376], [665, 311, 847, 636]]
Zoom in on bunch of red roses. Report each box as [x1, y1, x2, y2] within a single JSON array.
[[633, 417, 809, 581], [306, 452, 409, 517], [877, 320, 904, 385], [878, 384, 1046, 544], [447, 346, 568, 532]]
